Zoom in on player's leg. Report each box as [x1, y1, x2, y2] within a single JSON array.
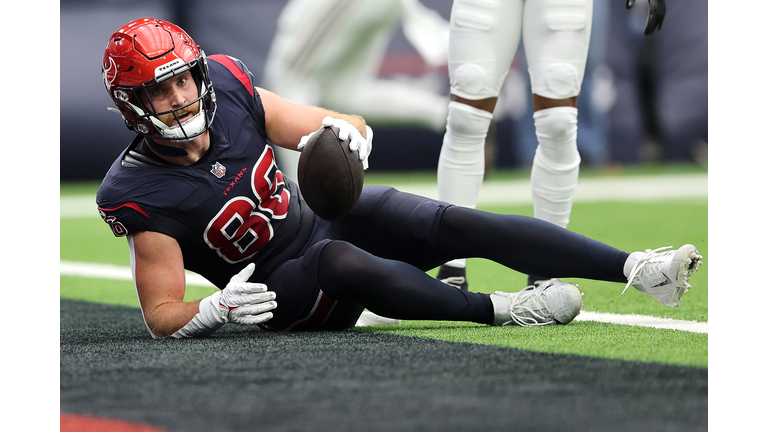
[[316, 239, 586, 329], [436, 0, 524, 288], [318, 240, 496, 326], [437, 205, 628, 282], [261, 236, 498, 330], [339, 187, 625, 280], [521, 0, 593, 284], [321, 239, 592, 328], [337, 187, 702, 310], [435, 205, 702, 308]]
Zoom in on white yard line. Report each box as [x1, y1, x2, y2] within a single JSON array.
[[60, 260, 707, 334]]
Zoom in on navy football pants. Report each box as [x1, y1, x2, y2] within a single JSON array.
[[262, 187, 629, 331]]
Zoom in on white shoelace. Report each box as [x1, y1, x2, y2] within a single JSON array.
[[501, 287, 555, 326], [622, 246, 673, 295]]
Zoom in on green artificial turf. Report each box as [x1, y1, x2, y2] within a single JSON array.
[[360, 320, 707, 368], [60, 168, 707, 368], [60, 300, 708, 432]]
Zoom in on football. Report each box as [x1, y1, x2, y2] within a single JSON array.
[[297, 125, 364, 221]]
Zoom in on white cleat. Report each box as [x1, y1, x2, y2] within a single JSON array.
[[355, 310, 401, 327], [623, 244, 703, 308], [490, 282, 584, 326]]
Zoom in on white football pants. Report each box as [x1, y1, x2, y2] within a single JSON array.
[[438, 0, 592, 232]]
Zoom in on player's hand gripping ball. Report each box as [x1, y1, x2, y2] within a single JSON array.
[[297, 123, 364, 221]]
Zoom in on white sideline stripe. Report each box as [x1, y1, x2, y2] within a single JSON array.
[[60, 261, 707, 334], [573, 311, 707, 334], [59, 173, 707, 218]]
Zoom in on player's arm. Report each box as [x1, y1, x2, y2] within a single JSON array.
[[257, 87, 367, 150], [130, 230, 277, 339], [258, 87, 373, 168], [130, 230, 199, 337]]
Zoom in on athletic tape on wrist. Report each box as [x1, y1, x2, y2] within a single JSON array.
[[171, 291, 227, 338]]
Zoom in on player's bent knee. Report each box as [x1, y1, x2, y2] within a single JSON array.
[[321, 240, 362, 263], [317, 240, 366, 279]]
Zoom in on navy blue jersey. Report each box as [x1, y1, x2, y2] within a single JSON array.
[[97, 55, 315, 287]]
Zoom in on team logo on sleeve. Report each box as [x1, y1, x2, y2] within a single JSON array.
[[211, 162, 226, 178]]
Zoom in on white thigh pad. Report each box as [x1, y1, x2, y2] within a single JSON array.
[[524, 0, 593, 99], [543, 0, 589, 31], [452, 0, 500, 32], [448, 0, 523, 100]]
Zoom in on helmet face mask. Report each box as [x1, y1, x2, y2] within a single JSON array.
[[103, 18, 216, 143]]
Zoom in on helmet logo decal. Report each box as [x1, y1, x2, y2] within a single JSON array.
[[103, 57, 117, 90], [155, 58, 184, 80]]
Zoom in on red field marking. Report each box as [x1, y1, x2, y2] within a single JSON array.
[[60, 414, 166, 432]]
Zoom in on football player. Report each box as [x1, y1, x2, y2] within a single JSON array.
[[435, 0, 665, 290], [98, 17, 696, 339]]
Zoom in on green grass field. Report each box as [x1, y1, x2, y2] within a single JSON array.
[[60, 165, 708, 368]]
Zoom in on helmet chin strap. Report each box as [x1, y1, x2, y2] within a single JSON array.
[[145, 138, 190, 157], [143, 111, 209, 157]]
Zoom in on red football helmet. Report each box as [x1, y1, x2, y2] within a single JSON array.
[[102, 17, 216, 142]]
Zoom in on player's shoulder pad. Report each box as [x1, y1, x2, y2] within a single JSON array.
[[207, 54, 255, 97]]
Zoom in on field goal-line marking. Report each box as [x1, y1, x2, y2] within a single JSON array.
[[60, 261, 707, 334]]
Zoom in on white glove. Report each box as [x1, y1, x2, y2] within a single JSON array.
[[170, 263, 276, 338], [214, 263, 277, 325], [298, 116, 373, 170]]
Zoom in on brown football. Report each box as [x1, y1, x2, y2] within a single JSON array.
[[297, 125, 364, 221]]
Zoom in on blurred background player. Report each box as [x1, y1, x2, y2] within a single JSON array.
[[435, 0, 665, 290], [263, 0, 451, 180], [604, 0, 705, 166]]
